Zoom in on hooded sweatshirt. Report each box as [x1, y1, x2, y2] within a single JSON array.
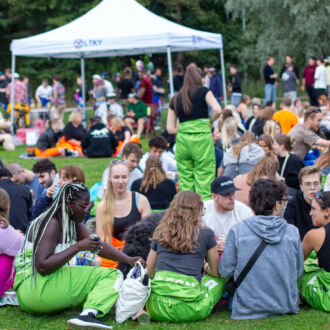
[[223, 144, 264, 179], [220, 215, 304, 320]]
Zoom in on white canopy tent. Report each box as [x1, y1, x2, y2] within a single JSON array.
[[10, 0, 227, 131]]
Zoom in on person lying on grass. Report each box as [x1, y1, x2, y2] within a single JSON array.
[[14, 182, 143, 330]]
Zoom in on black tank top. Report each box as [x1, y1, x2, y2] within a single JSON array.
[[113, 192, 141, 241], [316, 223, 330, 272]]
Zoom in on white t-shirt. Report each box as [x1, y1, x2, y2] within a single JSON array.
[[202, 199, 253, 239], [104, 80, 114, 95], [314, 65, 328, 89], [35, 85, 52, 99], [97, 166, 143, 199], [109, 102, 124, 118], [139, 152, 177, 173]]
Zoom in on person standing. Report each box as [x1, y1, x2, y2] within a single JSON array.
[[229, 65, 242, 107], [209, 67, 223, 105], [138, 69, 153, 105], [203, 65, 211, 88], [116, 67, 134, 113], [282, 65, 299, 103], [314, 58, 328, 104], [5, 73, 27, 106], [280, 55, 300, 81], [51, 75, 65, 127], [167, 66, 222, 200], [35, 79, 52, 108], [302, 57, 317, 106], [263, 56, 277, 104], [0, 69, 11, 112]]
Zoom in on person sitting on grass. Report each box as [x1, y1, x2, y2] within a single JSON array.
[[63, 110, 86, 147], [31, 165, 85, 220], [96, 160, 151, 268], [220, 178, 304, 320], [125, 93, 147, 138], [139, 135, 177, 174], [299, 191, 330, 312], [146, 191, 226, 322], [0, 188, 24, 306], [14, 182, 143, 329], [131, 156, 177, 211]]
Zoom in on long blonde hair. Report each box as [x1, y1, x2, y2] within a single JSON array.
[[246, 151, 279, 186], [232, 132, 256, 158], [0, 188, 10, 228], [152, 191, 203, 252], [221, 117, 239, 151], [140, 156, 166, 193], [263, 120, 276, 139], [101, 161, 130, 240]]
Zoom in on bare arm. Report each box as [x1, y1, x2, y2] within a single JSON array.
[[166, 108, 178, 134], [315, 138, 330, 148], [138, 87, 145, 99], [146, 249, 157, 278], [302, 228, 325, 260], [205, 246, 220, 277], [217, 167, 224, 177], [95, 201, 105, 239], [206, 91, 222, 120], [138, 194, 152, 218]]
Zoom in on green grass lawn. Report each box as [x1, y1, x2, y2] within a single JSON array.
[[0, 111, 329, 329]]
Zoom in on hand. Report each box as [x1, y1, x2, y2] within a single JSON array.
[[216, 241, 225, 254], [0, 219, 9, 229], [301, 86, 305, 92], [76, 237, 101, 252], [46, 185, 57, 198], [129, 256, 146, 267]]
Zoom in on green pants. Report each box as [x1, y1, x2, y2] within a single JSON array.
[[15, 266, 123, 317], [298, 261, 330, 312], [146, 271, 226, 322], [175, 119, 215, 201]]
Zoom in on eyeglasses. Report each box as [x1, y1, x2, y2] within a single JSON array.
[[306, 108, 321, 119], [302, 181, 321, 189], [315, 191, 329, 207]]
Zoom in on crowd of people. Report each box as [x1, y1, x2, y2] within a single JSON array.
[[0, 60, 329, 329]]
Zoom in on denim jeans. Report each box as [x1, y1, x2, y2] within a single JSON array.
[[231, 93, 242, 107], [284, 91, 297, 104], [264, 84, 276, 104]]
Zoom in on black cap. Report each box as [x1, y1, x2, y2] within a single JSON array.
[[211, 176, 240, 195]]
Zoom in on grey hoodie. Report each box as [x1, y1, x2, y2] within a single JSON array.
[[220, 215, 304, 320], [223, 144, 265, 179]]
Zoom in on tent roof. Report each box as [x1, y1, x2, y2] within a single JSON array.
[[10, 0, 222, 58]]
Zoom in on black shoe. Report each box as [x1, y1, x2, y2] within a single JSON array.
[[67, 312, 112, 329]]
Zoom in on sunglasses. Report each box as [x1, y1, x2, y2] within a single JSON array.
[[306, 108, 321, 119], [315, 191, 329, 207], [111, 159, 128, 165]]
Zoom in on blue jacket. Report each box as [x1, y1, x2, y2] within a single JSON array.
[[30, 191, 52, 220], [210, 73, 223, 98], [220, 215, 304, 320]]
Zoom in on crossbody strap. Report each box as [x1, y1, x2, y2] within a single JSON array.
[[234, 240, 267, 289], [280, 154, 290, 178]]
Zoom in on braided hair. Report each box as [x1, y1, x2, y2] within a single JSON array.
[[20, 182, 89, 283]]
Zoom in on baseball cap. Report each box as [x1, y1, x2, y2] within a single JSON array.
[[101, 71, 109, 79], [107, 92, 116, 98], [13, 72, 20, 79], [211, 176, 240, 195], [128, 93, 137, 99], [92, 74, 101, 80], [209, 67, 216, 73]]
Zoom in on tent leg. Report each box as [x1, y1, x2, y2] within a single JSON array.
[[10, 54, 16, 135], [80, 56, 87, 126], [219, 48, 227, 106], [167, 46, 174, 98]]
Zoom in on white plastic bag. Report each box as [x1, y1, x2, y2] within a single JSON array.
[[115, 262, 151, 323]]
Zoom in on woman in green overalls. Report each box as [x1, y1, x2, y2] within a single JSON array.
[[167, 66, 222, 200]]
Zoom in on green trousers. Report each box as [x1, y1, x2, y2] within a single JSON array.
[[298, 261, 330, 312], [175, 119, 215, 201], [146, 270, 226, 322], [15, 266, 123, 317]]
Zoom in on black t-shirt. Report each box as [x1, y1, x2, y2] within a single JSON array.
[[173, 74, 184, 92], [115, 126, 131, 142], [231, 72, 242, 93], [150, 228, 216, 282], [117, 78, 134, 99], [131, 178, 176, 210], [0, 77, 10, 103], [263, 64, 275, 84], [169, 86, 209, 123], [63, 122, 86, 141], [277, 154, 304, 189]]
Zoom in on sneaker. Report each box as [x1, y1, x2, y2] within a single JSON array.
[[0, 292, 19, 307], [67, 313, 112, 329]]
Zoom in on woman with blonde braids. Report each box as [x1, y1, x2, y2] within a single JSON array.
[[14, 182, 143, 329], [131, 156, 177, 211], [146, 191, 226, 322], [233, 151, 280, 205], [96, 161, 151, 268], [0, 188, 24, 305]]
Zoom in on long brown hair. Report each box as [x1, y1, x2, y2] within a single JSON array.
[[152, 191, 203, 253], [315, 148, 330, 170], [59, 166, 85, 183], [0, 188, 10, 228], [140, 156, 166, 193], [232, 132, 256, 158], [101, 161, 130, 240], [171, 66, 203, 115], [246, 151, 279, 186]]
